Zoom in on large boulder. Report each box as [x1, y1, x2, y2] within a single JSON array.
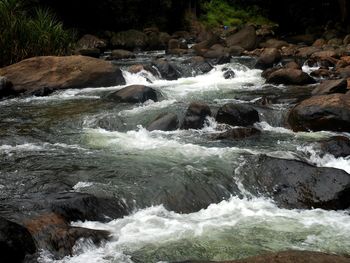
[[216, 103, 259, 127], [312, 79, 348, 95], [106, 85, 158, 103], [0, 217, 36, 263], [110, 29, 147, 50], [225, 26, 257, 51], [266, 68, 316, 85], [147, 113, 179, 131], [237, 155, 350, 210], [255, 48, 282, 70], [0, 56, 125, 97], [181, 102, 211, 129], [178, 251, 350, 263], [288, 93, 350, 132]]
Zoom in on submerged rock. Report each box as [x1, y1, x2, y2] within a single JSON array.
[[0, 217, 36, 263], [266, 68, 316, 85], [288, 93, 350, 132], [176, 250, 350, 263], [210, 127, 261, 140], [0, 56, 125, 97], [237, 155, 350, 210], [216, 103, 259, 127], [106, 85, 158, 103], [181, 102, 211, 130], [147, 113, 179, 131]]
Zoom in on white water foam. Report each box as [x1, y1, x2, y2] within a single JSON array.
[[40, 196, 350, 263], [117, 99, 177, 117], [298, 145, 350, 173]]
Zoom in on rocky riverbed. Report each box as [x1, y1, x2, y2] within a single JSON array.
[[1, 25, 350, 263]]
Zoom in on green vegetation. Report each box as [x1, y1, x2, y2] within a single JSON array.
[[200, 0, 274, 28], [0, 0, 76, 67]]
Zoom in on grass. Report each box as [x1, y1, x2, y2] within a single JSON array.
[[200, 0, 274, 28], [0, 0, 76, 67]]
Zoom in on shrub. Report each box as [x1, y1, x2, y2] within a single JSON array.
[[200, 0, 274, 28], [0, 0, 76, 67]]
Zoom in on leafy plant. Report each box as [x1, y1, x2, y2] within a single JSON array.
[[0, 0, 76, 67], [200, 0, 274, 28]]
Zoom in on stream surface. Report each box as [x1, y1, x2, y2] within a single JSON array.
[[0, 52, 350, 263]]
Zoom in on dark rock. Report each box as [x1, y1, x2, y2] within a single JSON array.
[[0, 76, 14, 98], [77, 34, 107, 50], [216, 103, 259, 127], [266, 68, 316, 85], [203, 44, 226, 59], [261, 67, 279, 79], [111, 49, 135, 59], [225, 26, 257, 51], [181, 102, 211, 129], [319, 136, 350, 158], [0, 56, 125, 96], [210, 127, 260, 140], [313, 38, 327, 47], [0, 217, 36, 263], [238, 155, 350, 210], [312, 79, 348, 95], [106, 85, 157, 103], [110, 30, 147, 50], [152, 59, 182, 80], [287, 34, 315, 45], [176, 250, 350, 263], [192, 34, 221, 55], [168, 39, 180, 50], [255, 48, 281, 70], [147, 113, 179, 131], [223, 68, 235, 79], [288, 93, 350, 132], [227, 45, 245, 56], [310, 69, 334, 79]]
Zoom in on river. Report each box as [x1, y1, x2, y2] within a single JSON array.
[[0, 52, 349, 263]]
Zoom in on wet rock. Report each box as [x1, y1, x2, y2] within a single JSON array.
[[129, 64, 145, 74], [76, 48, 101, 58], [147, 113, 179, 131], [312, 79, 348, 95], [261, 67, 279, 79], [216, 103, 259, 127], [106, 85, 158, 103], [310, 68, 334, 79], [152, 59, 181, 80], [238, 155, 350, 210], [0, 217, 36, 263], [288, 93, 350, 132], [0, 76, 14, 98], [25, 213, 110, 259], [181, 102, 211, 129], [225, 26, 257, 51], [0, 56, 125, 96], [111, 49, 135, 59], [110, 29, 147, 50], [176, 250, 350, 263], [319, 136, 350, 158], [266, 68, 316, 85], [223, 68, 235, 79], [255, 48, 281, 70], [210, 127, 260, 140], [182, 56, 213, 75], [75, 34, 107, 58], [259, 39, 289, 49]]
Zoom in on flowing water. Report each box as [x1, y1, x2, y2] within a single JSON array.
[[0, 53, 349, 262]]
